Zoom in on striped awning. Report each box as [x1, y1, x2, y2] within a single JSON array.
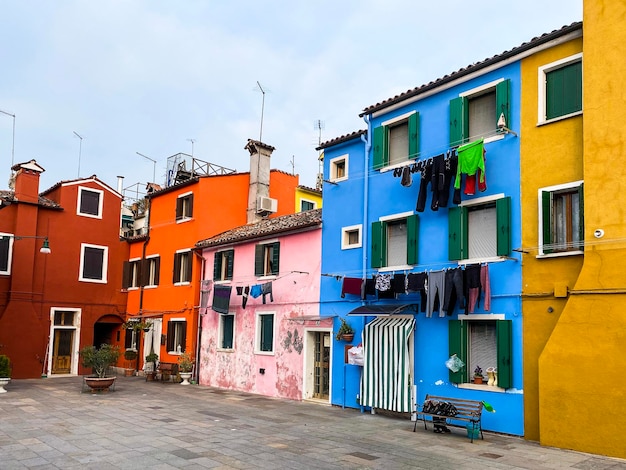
[[360, 316, 415, 413]]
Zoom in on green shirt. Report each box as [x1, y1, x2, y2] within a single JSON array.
[[454, 139, 485, 189]]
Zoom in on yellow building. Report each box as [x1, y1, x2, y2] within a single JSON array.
[[295, 185, 322, 212], [521, 1, 626, 458]]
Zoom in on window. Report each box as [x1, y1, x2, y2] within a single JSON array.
[[256, 312, 275, 353], [219, 314, 235, 350], [213, 249, 234, 281], [124, 320, 139, 350], [143, 256, 160, 287], [448, 318, 512, 389], [122, 259, 141, 289], [166, 319, 187, 353], [176, 192, 194, 222], [448, 196, 511, 261], [371, 214, 418, 268], [450, 79, 510, 146], [329, 155, 348, 182], [538, 54, 582, 123], [373, 112, 419, 169], [0, 234, 13, 275], [342, 224, 362, 250], [300, 199, 316, 211], [254, 242, 280, 277], [539, 182, 584, 255], [79, 243, 108, 283], [77, 187, 103, 218], [173, 250, 192, 284]]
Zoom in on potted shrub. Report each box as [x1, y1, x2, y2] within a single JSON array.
[[177, 351, 194, 385], [79, 344, 121, 392], [123, 349, 138, 376], [0, 354, 11, 393], [473, 366, 484, 384], [145, 352, 159, 381], [335, 317, 355, 342]]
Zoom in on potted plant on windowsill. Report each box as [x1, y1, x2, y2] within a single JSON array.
[[0, 354, 12, 393], [79, 344, 121, 392], [335, 317, 355, 342], [145, 352, 159, 381], [473, 366, 484, 384], [177, 351, 194, 385]]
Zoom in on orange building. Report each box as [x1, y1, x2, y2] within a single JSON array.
[[0, 160, 129, 378], [123, 140, 300, 376]]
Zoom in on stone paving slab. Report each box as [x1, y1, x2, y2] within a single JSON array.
[[1, 376, 626, 469]]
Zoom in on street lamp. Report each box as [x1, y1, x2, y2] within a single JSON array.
[[136, 152, 157, 183], [0, 109, 15, 166], [0, 234, 51, 254]]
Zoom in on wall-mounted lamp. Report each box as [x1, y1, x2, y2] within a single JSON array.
[[0, 234, 51, 254], [497, 113, 518, 137]]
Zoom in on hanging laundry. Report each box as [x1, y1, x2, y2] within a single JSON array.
[[407, 272, 427, 312], [465, 264, 481, 314], [400, 166, 412, 187], [442, 267, 465, 315], [242, 286, 250, 309], [480, 264, 491, 311], [454, 139, 485, 191], [361, 277, 377, 300], [427, 270, 446, 318], [415, 161, 433, 212], [375, 273, 394, 299], [341, 277, 363, 298], [250, 284, 263, 299], [236, 286, 244, 295], [391, 274, 407, 295], [212, 285, 232, 314], [261, 282, 274, 304]]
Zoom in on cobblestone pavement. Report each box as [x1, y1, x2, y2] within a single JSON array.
[[1, 376, 626, 469]]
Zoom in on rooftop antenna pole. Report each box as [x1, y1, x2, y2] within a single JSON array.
[[314, 119, 325, 190], [187, 138, 196, 157], [136, 151, 157, 183], [290, 155, 295, 175], [0, 109, 16, 166], [73, 131, 83, 178], [256, 81, 265, 142]]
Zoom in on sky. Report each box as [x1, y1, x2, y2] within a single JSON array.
[[0, 1, 582, 197]]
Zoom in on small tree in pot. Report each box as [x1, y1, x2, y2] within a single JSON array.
[[79, 344, 121, 392], [0, 354, 11, 393], [177, 351, 194, 385]]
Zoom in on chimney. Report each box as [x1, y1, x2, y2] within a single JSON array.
[[11, 160, 45, 204], [116, 176, 124, 194], [245, 139, 275, 223]]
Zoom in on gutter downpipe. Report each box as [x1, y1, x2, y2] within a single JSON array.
[[356, 114, 372, 413]]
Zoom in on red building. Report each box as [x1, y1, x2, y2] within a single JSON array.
[[0, 160, 129, 378]]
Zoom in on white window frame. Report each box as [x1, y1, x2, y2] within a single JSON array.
[[176, 191, 194, 223], [77, 186, 104, 219], [145, 255, 159, 288], [378, 211, 414, 272], [378, 111, 417, 171], [128, 257, 141, 290], [167, 317, 187, 355], [217, 312, 236, 351], [255, 311, 276, 355], [537, 53, 583, 125], [341, 224, 362, 250], [458, 193, 506, 265], [79, 243, 108, 283], [173, 249, 192, 285], [0, 232, 15, 275], [459, 78, 505, 144], [537, 180, 584, 258], [329, 154, 348, 182]]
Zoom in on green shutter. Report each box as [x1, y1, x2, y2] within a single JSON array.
[[408, 112, 420, 160], [187, 194, 194, 218], [406, 214, 419, 265], [577, 183, 584, 250], [271, 242, 280, 275], [448, 320, 467, 384], [546, 61, 582, 119], [541, 191, 553, 254], [213, 253, 222, 280], [261, 315, 274, 351], [496, 320, 512, 389], [496, 79, 510, 130], [153, 257, 160, 285], [372, 125, 387, 170], [166, 320, 175, 351], [449, 96, 467, 147], [173, 253, 181, 283], [140, 259, 150, 286], [175, 197, 183, 220], [254, 245, 264, 276], [222, 315, 234, 349], [226, 249, 234, 279], [371, 221, 385, 268], [496, 196, 511, 256], [448, 206, 467, 261]]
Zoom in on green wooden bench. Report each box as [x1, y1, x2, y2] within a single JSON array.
[[414, 394, 484, 443]]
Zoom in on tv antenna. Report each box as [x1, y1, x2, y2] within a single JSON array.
[[256, 81, 266, 142], [73, 131, 83, 178], [314, 119, 325, 147], [187, 138, 196, 156], [290, 155, 295, 175]]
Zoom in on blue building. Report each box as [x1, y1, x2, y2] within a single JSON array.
[[319, 51, 526, 435]]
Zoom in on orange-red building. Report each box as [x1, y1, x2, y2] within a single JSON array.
[[123, 140, 300, 375], [0, 160, 129, 378]]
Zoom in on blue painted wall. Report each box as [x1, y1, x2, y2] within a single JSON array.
[[321, 63, 524, 436]]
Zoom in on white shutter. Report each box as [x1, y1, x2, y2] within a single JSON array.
[[468, 206, 496, 258]]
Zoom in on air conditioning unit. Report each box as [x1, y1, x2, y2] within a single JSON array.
[[257, 196, 278, 214]]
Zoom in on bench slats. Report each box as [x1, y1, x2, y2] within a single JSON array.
[[414, 394, 484, 442]]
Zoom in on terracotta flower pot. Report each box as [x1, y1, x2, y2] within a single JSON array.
[[341, 333, 354, 342]]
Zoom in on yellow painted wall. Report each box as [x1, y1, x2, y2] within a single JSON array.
[[523, 1, 626, 459], [295, 186, 322, 212]]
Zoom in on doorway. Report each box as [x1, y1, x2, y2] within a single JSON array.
[[304, 329, 331, 401], [50, 309, 80, 375]]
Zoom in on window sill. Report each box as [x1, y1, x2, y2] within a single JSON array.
[[341, 244, 362, 250], [254, 351, 275, 356], [329, 176, 348, 183], [214, 280, 232, 285], [457, 383, 505, 393], [174, 281, 191, 286], [377, 264, 413, 273], [456, 256, 508, 266], [217, 348, 235, 353], [257, 275, 277, 281], [127, 287, 139, 291], [378, 160, 414, 174], [536, 250, 583, 259], [537, 110, 582, 127], [144, 284, 158, 289], [176, 217, 194, 224]]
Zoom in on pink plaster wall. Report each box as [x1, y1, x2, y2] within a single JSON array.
[[198, 227, 321, 400]]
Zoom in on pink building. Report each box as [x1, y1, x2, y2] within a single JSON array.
[[196, 209, 328, 401]]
